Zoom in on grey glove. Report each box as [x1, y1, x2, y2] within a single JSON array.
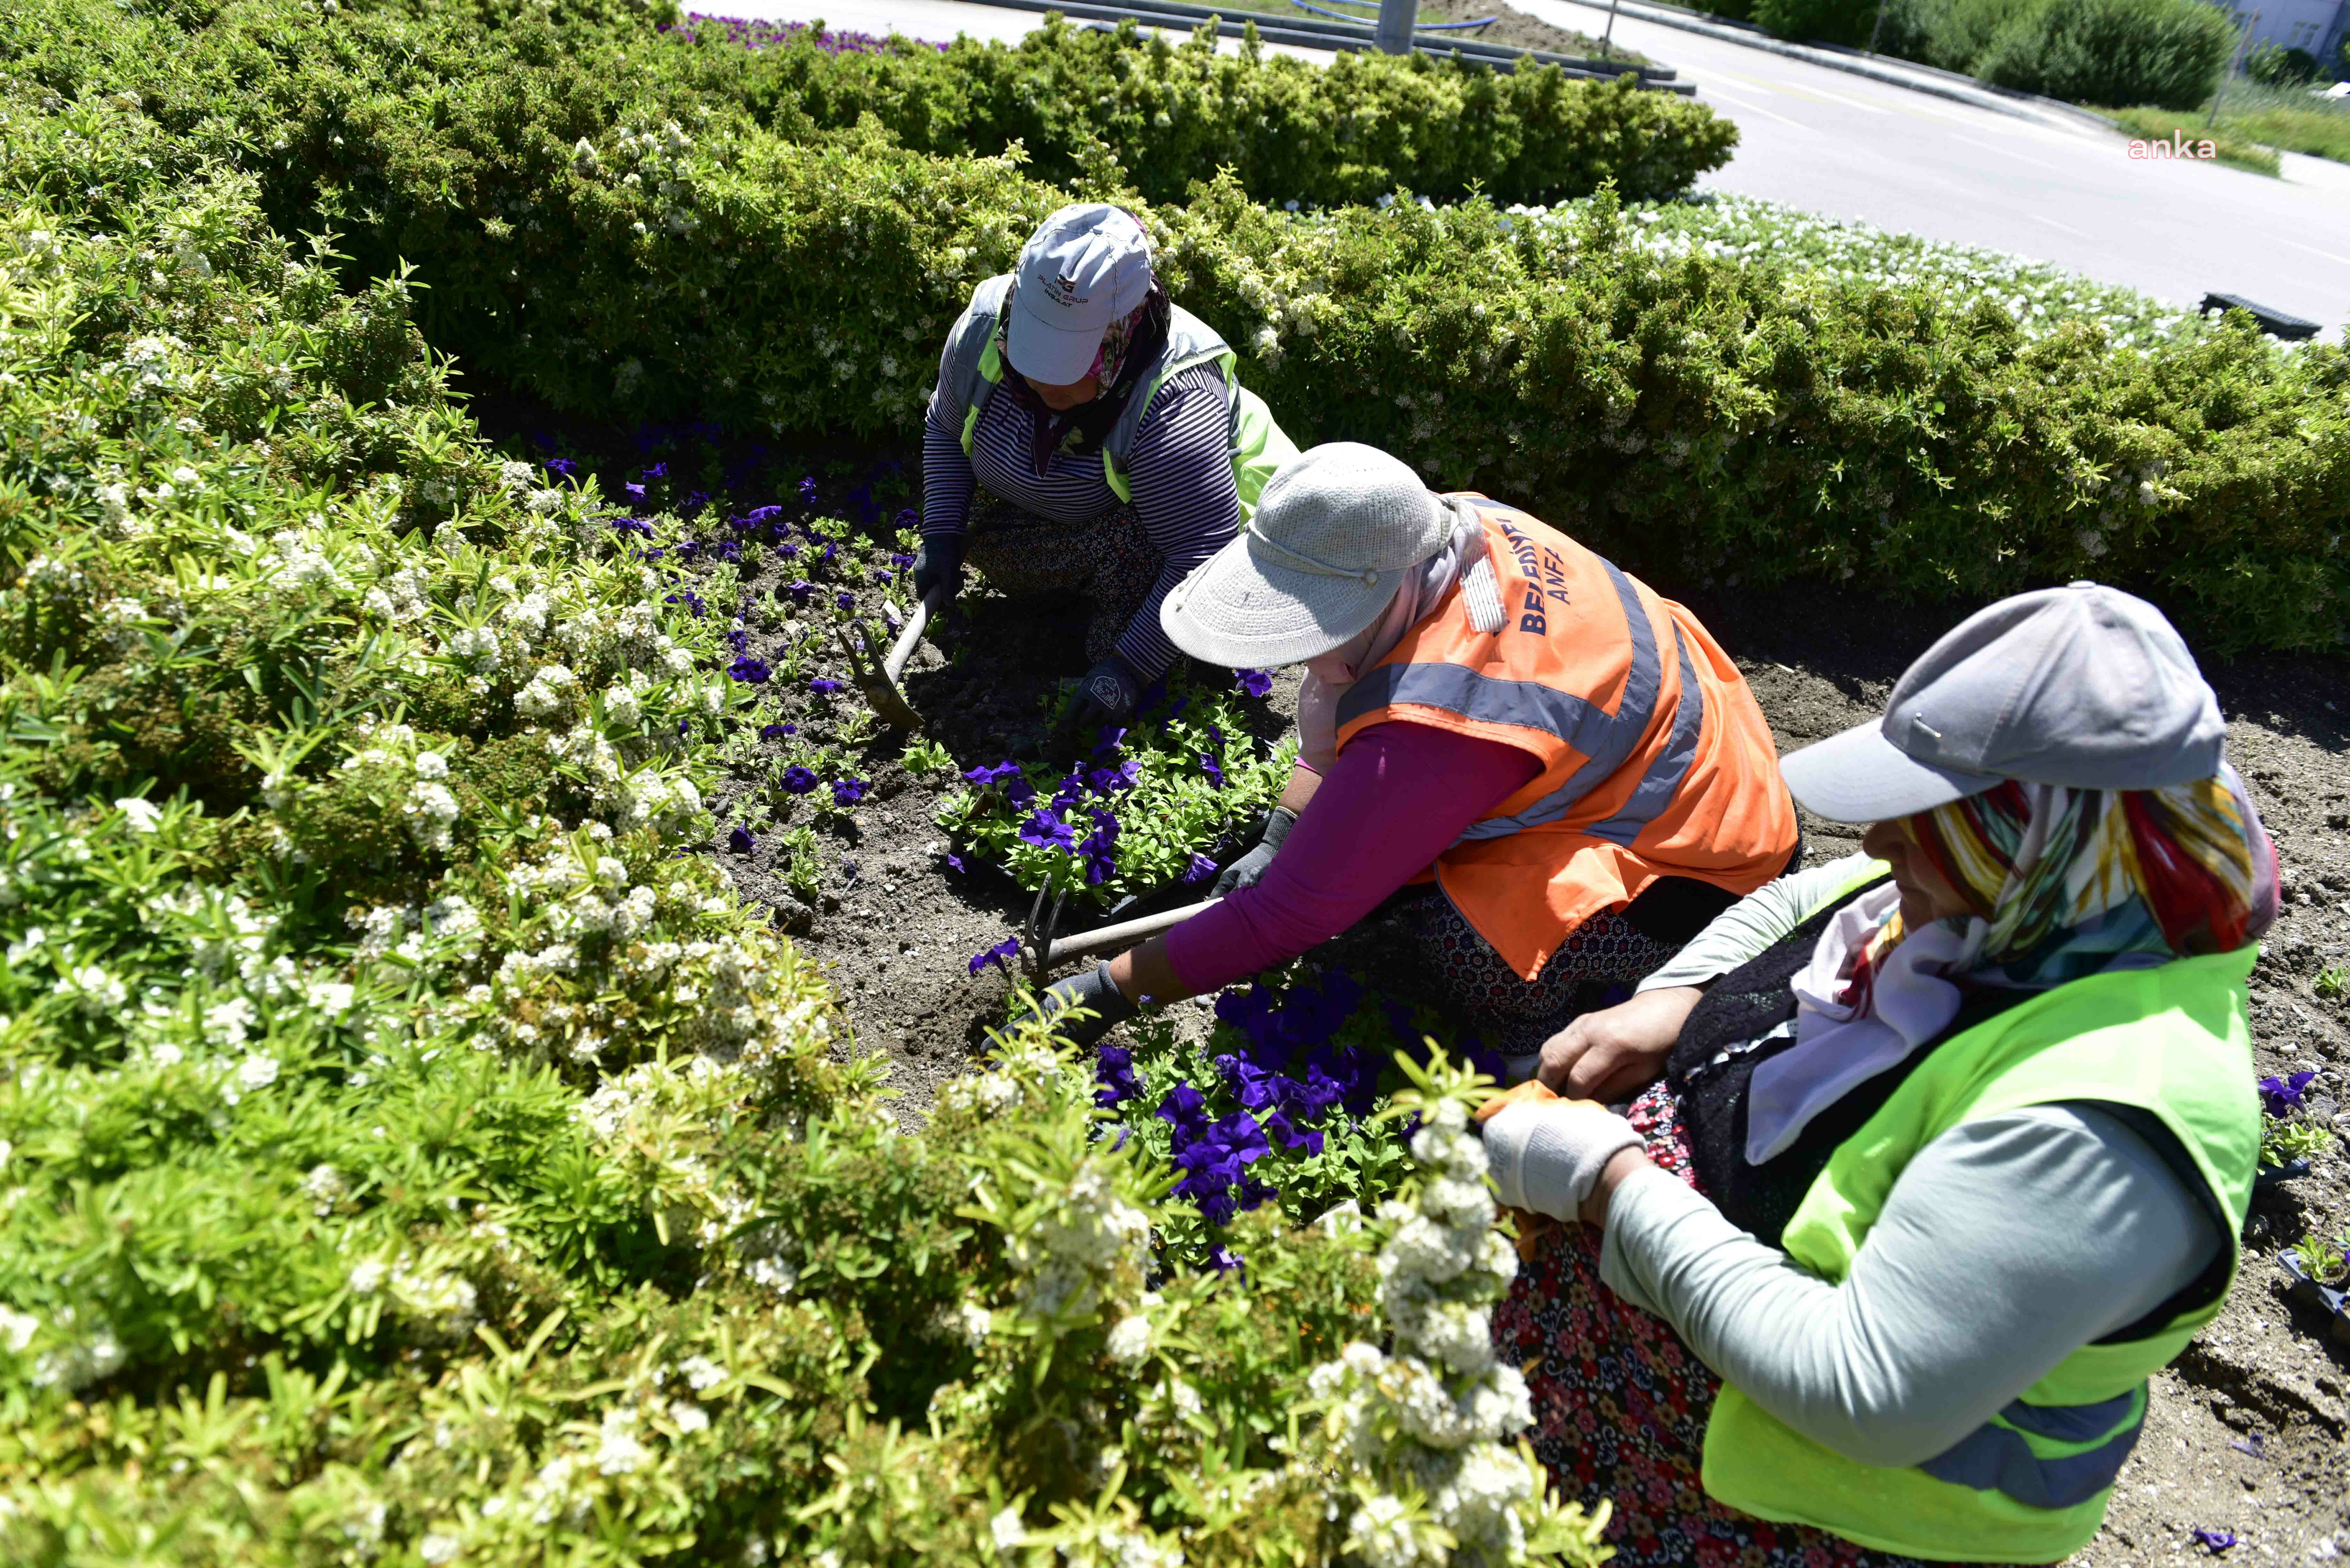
[[1212, 805, 1297, 896], [1037, 961, 1137, 1049], [913, 533, 966, 606], [1481, 1099, 1644, 1220], [1051, 657, 1141, 760]]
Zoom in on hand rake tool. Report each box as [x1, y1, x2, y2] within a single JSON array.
[[837, 584, 949, 730]]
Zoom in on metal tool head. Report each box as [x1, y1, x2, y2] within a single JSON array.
[[1020, 883, 1067, 985], [835, 620, 925, 732]]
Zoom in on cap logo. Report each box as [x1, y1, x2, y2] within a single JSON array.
[[1046, 272, 1088, 306]]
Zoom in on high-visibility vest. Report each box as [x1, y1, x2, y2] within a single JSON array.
[[936, 274, 1299, 518], [1702, 936, 2259, 1563], [1334, 495, 1797, 979]]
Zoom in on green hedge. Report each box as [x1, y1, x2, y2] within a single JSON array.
[[673, 14, 1739, 207], [20, 0, 2335, 650], [1975, 0, 2233, 109], [0, 54, 1606, 1564]]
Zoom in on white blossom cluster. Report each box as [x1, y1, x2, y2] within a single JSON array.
[[1013, 1156, 1151, 1321], [1306, 1097, 1542, 1568]]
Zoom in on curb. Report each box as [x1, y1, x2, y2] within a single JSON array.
[[1533, 0, 2119, 132]]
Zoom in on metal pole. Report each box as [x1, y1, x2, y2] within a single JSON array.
[[1037, 897, 1221, 969], [1374, 0, 1414, 53], [1601, 0, 1621, 58], [2211, 9, 2259, 129], [1865, 0, 1888, 54]]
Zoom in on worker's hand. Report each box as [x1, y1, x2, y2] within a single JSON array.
[[1035, 961, 1138, 1049], [1050, 657, 1141, 759], [1536, 985, 1703, 1101], [1211, 806, 1296, 897], [1479, 1096, 1643, 1223], [912, 533, 967, 606]]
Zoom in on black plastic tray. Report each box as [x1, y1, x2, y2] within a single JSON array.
[[2254, 1158, 2312, 1191], [2277, 1249, 2350, 1347]]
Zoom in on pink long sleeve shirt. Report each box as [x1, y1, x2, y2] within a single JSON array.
[[1164, 723, 1541, 995]]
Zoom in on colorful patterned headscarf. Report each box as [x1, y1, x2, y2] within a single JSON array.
[[1870, 773, 2278, 991]]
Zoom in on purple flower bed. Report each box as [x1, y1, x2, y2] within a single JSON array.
[[672, 15, 946, 56]]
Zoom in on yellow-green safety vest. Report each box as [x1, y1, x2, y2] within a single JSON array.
[[1701, 865, 2259, 1563], [937, 274, 1297, 518]]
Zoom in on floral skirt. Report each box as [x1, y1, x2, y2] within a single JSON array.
[[1492, 1081, 1959, 1568], [965, 494, 1158, 667], [1396, 893, 1681, 1059]]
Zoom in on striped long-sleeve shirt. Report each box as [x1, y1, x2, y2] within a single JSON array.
[[921, 358, 1242, 679]]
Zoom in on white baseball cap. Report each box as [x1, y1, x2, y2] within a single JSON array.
[[1780, 581, 2226, 823], [1006, 203, 1155, 387]]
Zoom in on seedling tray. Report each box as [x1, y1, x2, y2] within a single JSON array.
[[2277, 1250, 2350, 1348], [2254, 1158, 2312, 1191]]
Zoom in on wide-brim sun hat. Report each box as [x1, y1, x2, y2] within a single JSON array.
[[1779, 581, 2226, 824], [1160, 442, 1452, 669]]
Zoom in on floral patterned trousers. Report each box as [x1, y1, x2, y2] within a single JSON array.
[[1492, 1081, 1964, 1568], [964, 494, 1158, 667], [1397, 893, 1682, 1059]]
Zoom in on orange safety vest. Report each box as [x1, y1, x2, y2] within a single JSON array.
[[1334, 495, 1797, 980]]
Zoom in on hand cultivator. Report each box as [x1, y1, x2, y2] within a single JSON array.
[[1019, 884, 1220, 983], [837, 584, 949, 730]]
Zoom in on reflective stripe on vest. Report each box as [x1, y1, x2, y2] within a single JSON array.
[[1915, 1388, 2149, 1511], [1332, 521, 1675, 847]]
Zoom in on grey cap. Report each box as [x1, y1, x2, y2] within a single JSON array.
[[1780, 581, 2225, 823], [1161, 443, 1450, 668], [1006, 203, 1154, 386]]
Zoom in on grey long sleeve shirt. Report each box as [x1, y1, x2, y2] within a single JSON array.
[[1597, 853, 2223, 1466]]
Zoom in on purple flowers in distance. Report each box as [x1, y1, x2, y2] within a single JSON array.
[[809, 677, 845, 697], [968, 937, 1022, 977], [728, 655, 770, 683], [832, 777, 869, 807], [780, 765, 818, 795], [727, 824, 756, 854], [2260, 1070, 2317, 1114], [760, 722, 795, 739], [1234, 668, 1273, 698]]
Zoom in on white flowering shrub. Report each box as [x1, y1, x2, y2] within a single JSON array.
[[0, 55, 1605, 1568]]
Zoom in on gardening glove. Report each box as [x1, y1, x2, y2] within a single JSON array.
[[1050, 656, 1141, 760], [1477, 1094, 1642, 1223], [912, 532, 967, 607], [1036, 961, 1138, 1049], [1211, 805, 1297, 897]]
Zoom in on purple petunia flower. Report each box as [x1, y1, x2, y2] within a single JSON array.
[[1180, 852, 1219, 886], [625, 481, 646, 503], [726, 627, 749, 653], [1090, 726, 1127, 758], [2192, 1529, 2236, 1553], [1019, 809, 1076, 852], [962, 760, 1025, 788], [727, 824, 756, 854], [780, 765, 818, 795], [644, 461, 668, 480], [1199, 751, 1225, 788], [728, 656, 770, 684], [1094, 1044, 1141, 1109], [544, 456, 576, 476], [835, 590, 855, 611], [760, 722, 795, 740], [783, 578, 815, 603], [1077, 809, 1120, 886], [799, 476, 819, 508], [2260, 1070, 2317, 1114], [968, 937, 1022, 977], [809, 677, 845, 696], [1235, 668, 1273, 698], [831, 777, 869, 807], [945, 851, 966, 873], [1208, 1245, 1245, 1274]]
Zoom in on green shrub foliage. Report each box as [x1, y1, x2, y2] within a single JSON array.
[[2245, 41, 2323, 86], [0, 56, 1610, 1566], [1975, 0, 2235, 109], [1751, 0, 1882, 46]]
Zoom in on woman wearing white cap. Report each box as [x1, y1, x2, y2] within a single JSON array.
[[1476, 583, 2278, 1567], [1039, 441, 1800, 1057], [916, 202, 1296, 750]]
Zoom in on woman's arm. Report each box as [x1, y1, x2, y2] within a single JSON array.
[[1633, 851, 1884, 994], [921, 333, 979, 539], [1593, 1103, 2220, 1466], [1140, 724, 1540, 999], [1114, 363, 1246, 681]]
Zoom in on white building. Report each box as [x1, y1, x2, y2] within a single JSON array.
[[2217, 0, 2350, 70]]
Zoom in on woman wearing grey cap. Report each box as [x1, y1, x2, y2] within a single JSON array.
[[916, 202, 1297, 751], [1038, 441, 1799, 1057], [1477, 583, 2278, 1567]]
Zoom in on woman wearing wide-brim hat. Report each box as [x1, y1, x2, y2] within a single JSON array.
[[915, 202, 1297, 752], [1476, 583, 2278, 1567], [1038, 441, 1800, 1054]]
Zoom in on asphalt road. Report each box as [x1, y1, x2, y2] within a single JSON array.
[[1517, 0, 2350, 334], [694, 0, 2350, 334]]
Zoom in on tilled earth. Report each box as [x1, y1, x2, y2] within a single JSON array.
[[705, 531, 2350, 1561]]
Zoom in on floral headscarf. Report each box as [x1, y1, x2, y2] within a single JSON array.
[[1855, 771, 2278, 995]]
